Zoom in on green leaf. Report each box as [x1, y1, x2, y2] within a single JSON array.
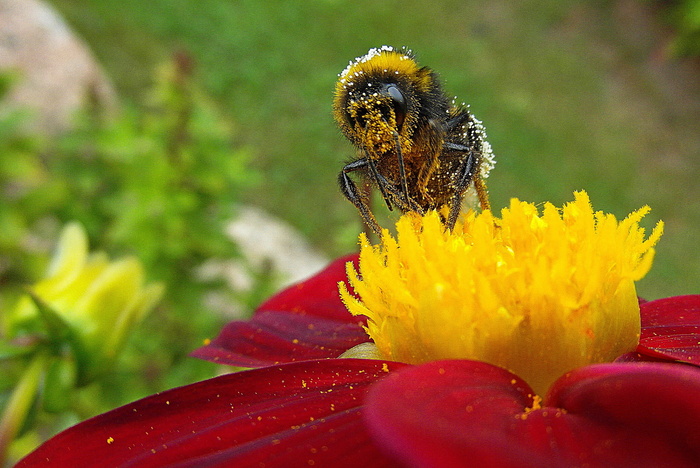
[[27, 292, 72, 345], [0, 342, 37, 361], [26, 292, 91, 386], [42, 357, 77, 413]]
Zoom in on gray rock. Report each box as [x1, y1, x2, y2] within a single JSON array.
[[0, 0, 116, 134], [225, 206, 329, 289], [198, 206, 330, 319]]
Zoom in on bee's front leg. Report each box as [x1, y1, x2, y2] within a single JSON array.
[[339, 158, 383, 236]]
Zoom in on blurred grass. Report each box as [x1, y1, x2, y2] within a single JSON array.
[[48, 0, 700, 300]]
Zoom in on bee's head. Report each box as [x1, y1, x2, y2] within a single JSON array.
[[342, 82, 408, 154], [333, 46, 445, 154]]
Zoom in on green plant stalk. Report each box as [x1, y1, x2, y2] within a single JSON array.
[[0, 353, 48, 466]]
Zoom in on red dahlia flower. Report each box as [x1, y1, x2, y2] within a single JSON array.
[[18, 194, 700, 467]]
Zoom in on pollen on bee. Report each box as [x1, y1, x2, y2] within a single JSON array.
[[333, 45, 495, 234]]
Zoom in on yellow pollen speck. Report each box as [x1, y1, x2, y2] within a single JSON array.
[[203, 338, 211, 346], [339, 191, 663, 394], [107, 437, 114, 444], [526, 395, 543, 413]]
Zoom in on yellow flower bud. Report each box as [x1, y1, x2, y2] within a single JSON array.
[[11, 223, 164, 382]]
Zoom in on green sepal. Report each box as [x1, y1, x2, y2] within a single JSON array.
[[26, 291, 72, 345], [27, 292, 92, 386]]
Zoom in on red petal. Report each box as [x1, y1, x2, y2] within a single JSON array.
[[257, 254, 359, 322], [614, 352, 672, 363], [19, 359, 404, 467], [191, 311, 369, 367], [192, 255, 367, 367], [638, 295, 700, 365], [365, 360, 700, 467]]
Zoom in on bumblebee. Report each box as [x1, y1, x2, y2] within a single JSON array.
[[333, 46, 495, 234]]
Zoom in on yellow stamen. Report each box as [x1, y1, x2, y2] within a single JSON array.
[[339, 191, 663, 394]]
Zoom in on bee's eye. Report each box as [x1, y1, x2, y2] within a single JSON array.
[[386, 84, 407, 129]]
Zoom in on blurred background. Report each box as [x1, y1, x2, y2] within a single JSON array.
[[1, 0, 698, 461]]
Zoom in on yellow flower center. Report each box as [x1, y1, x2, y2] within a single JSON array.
[[339, 191, 663, 394]]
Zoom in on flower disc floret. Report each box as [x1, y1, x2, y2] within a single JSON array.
[[340, 191, 663, 394]]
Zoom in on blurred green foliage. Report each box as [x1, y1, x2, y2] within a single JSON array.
[[665, 0, 700, 56], [1, 54, 256, 280], [1, 52, 259, 459], [47, 0, 700, 301]]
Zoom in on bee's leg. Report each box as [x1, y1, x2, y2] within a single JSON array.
[[369, 169, 422, 213], [392, 132, 411, 207], [339, 159, 383, 235], [387, 130, 424, 213], [444, 149, 478, 230], [358, 151, 420, 213], [472, 173, 491, 211], [444, 143, 491, 216], [366, 157, 394, 211]]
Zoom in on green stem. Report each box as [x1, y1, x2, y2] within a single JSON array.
[[0, 353, 48, 466]]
